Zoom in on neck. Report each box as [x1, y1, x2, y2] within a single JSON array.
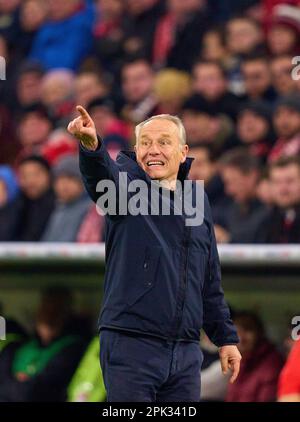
[[157, 178, 177, 191]]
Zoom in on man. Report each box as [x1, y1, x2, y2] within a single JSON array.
[[257, 156, 300, 243], [68, 106, 241, 402], [269, 95, 300, 162], [217, 148, 269, 244], [121, 57, 158, 124], [270, 55, 298, 97], [241, 55, 277, 103], [192, 60, 241, 121]]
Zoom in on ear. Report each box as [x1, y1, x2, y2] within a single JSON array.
[[180, 144, 189, 163]]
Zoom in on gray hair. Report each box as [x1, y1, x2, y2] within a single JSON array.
[[135, 114, 186, 147]]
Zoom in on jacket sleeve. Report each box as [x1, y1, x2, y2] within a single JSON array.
[[202, 194, 239, 347], [79, 136, 122, 204]]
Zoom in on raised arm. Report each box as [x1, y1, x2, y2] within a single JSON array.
[[68, 105, 121, 204]]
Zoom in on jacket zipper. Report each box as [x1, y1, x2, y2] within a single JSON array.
[[169, 224, 191, 339]]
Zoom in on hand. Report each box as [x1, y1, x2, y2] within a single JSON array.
[[219, 345, 241, 384], [68, 105, 98, 151]]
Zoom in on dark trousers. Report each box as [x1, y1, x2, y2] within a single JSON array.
[[100, 329, 203, 402]]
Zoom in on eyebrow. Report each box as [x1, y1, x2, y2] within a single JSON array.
[[140, 133, 172, 139]]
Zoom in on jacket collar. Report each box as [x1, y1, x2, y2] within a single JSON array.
[[116, 150, 194, 183]]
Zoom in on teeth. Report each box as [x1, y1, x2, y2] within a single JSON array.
[[147, 161, 164, 166]]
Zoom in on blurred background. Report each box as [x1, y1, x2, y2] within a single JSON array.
[[0, 0, 300, 402]]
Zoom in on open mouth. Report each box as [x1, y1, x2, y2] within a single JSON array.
[[146, 161, 165, 167]]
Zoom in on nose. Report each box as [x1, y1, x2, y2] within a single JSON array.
[[148, 142, 160, 156]]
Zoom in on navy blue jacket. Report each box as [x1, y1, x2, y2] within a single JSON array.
[[79, 139, 238, 346]]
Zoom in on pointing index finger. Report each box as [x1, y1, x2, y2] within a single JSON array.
[[76, 105, 91, 122]]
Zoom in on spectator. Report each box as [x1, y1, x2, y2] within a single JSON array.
[[0, 0, 21, 45], [16, 104, 53, 162], [93, 0, 124, 73], [74, 71, 109, 110], [226, 16, 264, 57], [153, 0, 210, 71], [189, 144, 228, 214], [241, 55, 277, 103], [29, 0, 95, 71], [40, 69, 75, 125], [154, 68, 191, 115], [13, 155, 55, 241], [257, 157, 300, 243], [42, 155, 91, 242], [236, 100, 275, 163], [271, 55, 298, 96], [267, 4, 300, 57], [15, 0, 48, 59], [0, 287, 86, 402], [87, 97, 131, 142], [216, 148, 269, 243], [226, 311, 284, 402], [192, 60, 241, 121], [121, 57, 158, 124], [0, 165, 19, 241], [12, 62, 44, 114], [225, 16, 265, 95], [181, 94, 238, 154], [201, 28, 230, 65], [122, 0, 164, 61], [278, 340, 300, 402], [269, 95, 300, 162]]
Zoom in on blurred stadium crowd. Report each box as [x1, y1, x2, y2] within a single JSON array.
[[0, 0, 300, 402], [0, 0, 300, 243]]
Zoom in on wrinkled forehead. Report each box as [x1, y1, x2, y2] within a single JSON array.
[[138, 119, 180, 141]]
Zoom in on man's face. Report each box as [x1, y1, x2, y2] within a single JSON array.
[[221, 166, 257, 203], [17, 72, 42, 106], [273, 106, 300, 139], [75, 74, 107, 108], [189, 147, 215, 182], [182, 110, 214, 145], [18, 162, 50, 200], [226, 19, 262, 55], [237, 111, 269, 144], [268, 24, 297, 56], [271, 57, 296, 95], [18, 113, 51, 147], [270, 164, 300, 208], [135, 119, 188, 183], [54, 176, 83, 204], [122, 61, 154, 104], [193, 64, 226, 101], [242, 60, 271, 99]]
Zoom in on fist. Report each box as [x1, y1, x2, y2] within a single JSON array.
[[68, 105, 98, 151]]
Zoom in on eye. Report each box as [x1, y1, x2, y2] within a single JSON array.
[[159, 139, 169, 146]]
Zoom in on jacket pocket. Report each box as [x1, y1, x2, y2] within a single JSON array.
[[126, 245, 161, 307]]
